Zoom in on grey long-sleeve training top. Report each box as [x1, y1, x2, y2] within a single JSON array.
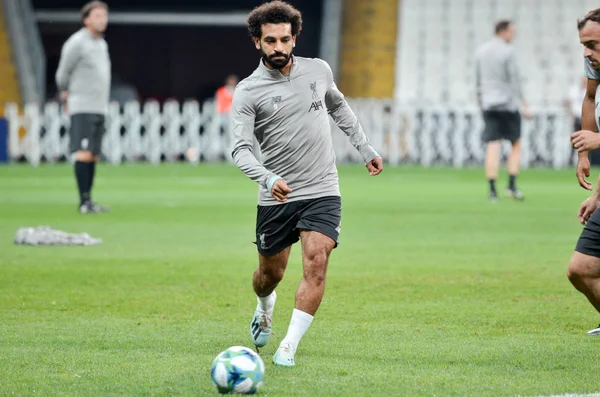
[[231, 56, 379, 206], [55, 28, 111, 115], [475, 36, 523, 111]]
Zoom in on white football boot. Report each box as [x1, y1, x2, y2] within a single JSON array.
[[273, 342, 296, 367], [250, 291, 276, 348], [587, 324, 600, 335]]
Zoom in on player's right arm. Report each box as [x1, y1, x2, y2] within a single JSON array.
[[230, 84, 292, 201], [475, 57, 482, 109], [575, 59, 600, 190], [55, 37, 82, 94]]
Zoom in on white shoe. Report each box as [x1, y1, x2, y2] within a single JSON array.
[[587, 324, 600, 335], [505, 187, 524, 201], [250, 291, 276, 348], [273, 342, 296, 366]]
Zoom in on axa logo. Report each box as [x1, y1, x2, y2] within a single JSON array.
[[308, 100, 323, 112], [308, 81, 323, 112]]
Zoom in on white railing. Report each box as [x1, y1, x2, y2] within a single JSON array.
[[4, 99, 576, 169]]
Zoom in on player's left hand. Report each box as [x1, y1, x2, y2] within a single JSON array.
[[571, 130, 600, 152], [366, 156, 383, 176], [578, 196, 600, 225], [521, 104, 533, 120]]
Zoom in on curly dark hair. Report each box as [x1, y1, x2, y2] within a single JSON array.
[[247, 1, 303, 39], [579, 8, 600, 30]]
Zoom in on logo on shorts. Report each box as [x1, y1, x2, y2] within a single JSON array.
[[271, 96, 282, 110], [81, 138, 89, 149], [335, 220, 342, 234], [259, 233, 266, 249]]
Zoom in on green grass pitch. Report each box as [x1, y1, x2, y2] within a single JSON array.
[[1, 163, 600, 396]]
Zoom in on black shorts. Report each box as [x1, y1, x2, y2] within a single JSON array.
[[69, 113, 106, 155], [575, 209, 600, 257], [482, 110, 521, 143], [255, 196, 342, 256]]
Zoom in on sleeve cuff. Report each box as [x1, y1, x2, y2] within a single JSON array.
[[360, 145, 380, 164], [264, 175, 282, 192]]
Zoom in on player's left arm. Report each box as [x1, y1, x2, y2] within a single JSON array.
[[507, 49, 530, 118], [579, 177, 600, 224], [320, 60, 383, 176]]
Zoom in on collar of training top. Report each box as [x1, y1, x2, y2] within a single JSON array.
[[257, 55, 298, 78], [80, 27, 104, 40]]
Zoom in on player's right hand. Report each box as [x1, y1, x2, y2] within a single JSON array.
[[578, 196, 600, 225], [577, 156, 593, 191], [271, 179, 292, 203], [366, 156, 383, 176], [59, 91, 68, 114]]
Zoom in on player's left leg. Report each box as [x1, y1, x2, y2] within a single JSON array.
[[273, 230, 334, 366], [273, 196, 341, 366], [568, 207, 600, 334], [568, 254, 600, 334], [86, 114, 109, 212], [505, 112, 524, 200]]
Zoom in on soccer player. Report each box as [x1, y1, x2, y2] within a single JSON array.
[[56, 1, 111, 214], [568, 8, 600, 335], [231, 1, 383, 366], [475, 20, 531, 203]]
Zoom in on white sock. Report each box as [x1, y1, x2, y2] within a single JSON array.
[[281, 309, 314, 351], [257, 291, 275, 312]]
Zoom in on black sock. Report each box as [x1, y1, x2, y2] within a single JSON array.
[[509, 174, 517, 190], [489, 179, 497, 194], [88, 162, 96, 200], [75, 160, 91, 205]]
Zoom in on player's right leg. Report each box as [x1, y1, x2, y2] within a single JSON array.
[[250, 202, 299, 348], [251, 248, 291, 348], [568, 208, 600, 335], [482, 111, 501, 203]]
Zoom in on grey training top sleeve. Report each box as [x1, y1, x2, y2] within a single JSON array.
[[55, 37, 82, 92], [506, 49, 523, 101], [320, 60, 379, 163], [230, 81, 278, 191]]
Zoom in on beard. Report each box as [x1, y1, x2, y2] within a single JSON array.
[[261, 48, 292, 70]]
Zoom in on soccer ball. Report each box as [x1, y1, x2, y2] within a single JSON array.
[[211, 346, 265, 394]]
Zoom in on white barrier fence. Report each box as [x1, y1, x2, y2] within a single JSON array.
[[4, 99, 576, 168]]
